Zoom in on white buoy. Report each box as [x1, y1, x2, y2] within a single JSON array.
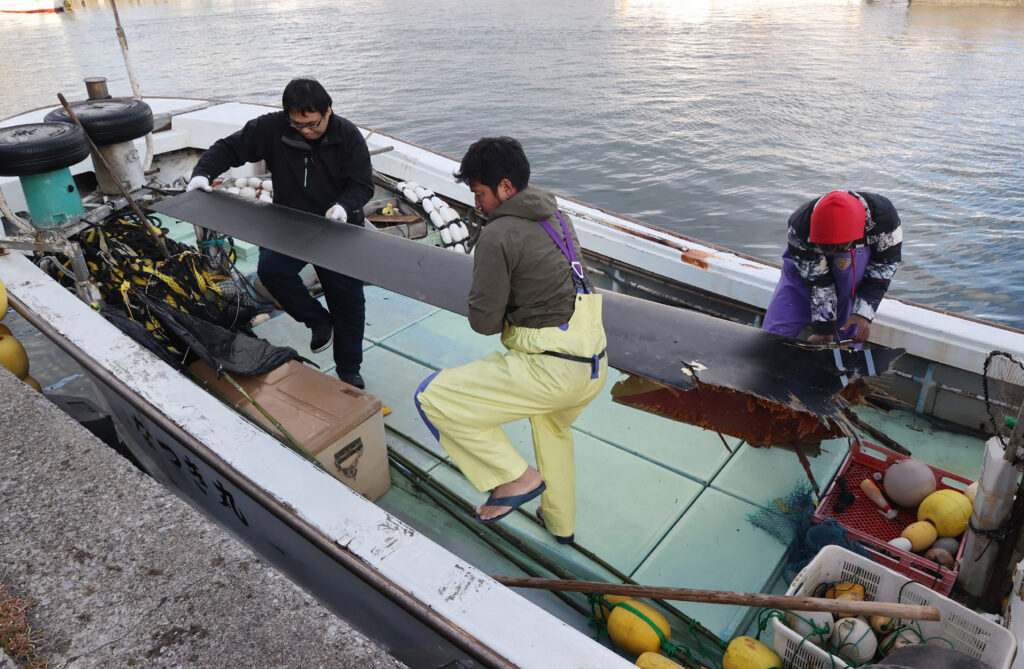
[[402, 188, 420, 203], [429, 210, 444, 228], [226, 187, 241, 195], [440, 206, 460, 224], [449, 222, 464, 242], [261, 179, 273, 193], [430, 196, 445, 210], [404, 181, 420, 191], [414, 187, 432, 201], [440, 227, 453, 245], [396, 181, 407, 191], [960, 436, 1018, 597], [247, 177, 264, 189], [240, 186, 257, 199], [422, 198, 436, 214], [258, 192, 273, 203], [453, 243, 466, 254], [457, 222, 470, 240]]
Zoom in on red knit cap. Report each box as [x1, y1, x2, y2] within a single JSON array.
[[809, 191, 865, 244]]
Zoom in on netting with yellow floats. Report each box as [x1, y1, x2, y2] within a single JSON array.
[[38, 211, 261, 366]]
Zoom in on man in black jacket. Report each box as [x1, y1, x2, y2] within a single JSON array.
[[187, 78, 374, 388]]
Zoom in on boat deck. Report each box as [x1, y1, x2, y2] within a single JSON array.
[[147, 214, 985, 650]]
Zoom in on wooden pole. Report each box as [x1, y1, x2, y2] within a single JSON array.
[[490, 576, 941, 621], [107, 0, 154, 171], [56, 92, 169, 259]]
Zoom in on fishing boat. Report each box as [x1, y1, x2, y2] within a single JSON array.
[[1, 89, 1023, 669], [0, 0, 63, 12]]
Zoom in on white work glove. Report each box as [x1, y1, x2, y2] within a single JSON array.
[[325, 204, 348, 223], [186, 175, 212, 192]]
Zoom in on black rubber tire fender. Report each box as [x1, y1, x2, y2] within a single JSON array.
[[0, 123, 91, 176], [43, 98, 153, 145]]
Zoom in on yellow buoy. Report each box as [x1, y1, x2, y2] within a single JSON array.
[[0, 323, 11, 337], [722, 636, 782, 669], [0, 278, 7, 321], [918, 489, 972, 537], [0, 334, 29, 379], [22, 375, 41, 392], [824, 582, 865, 600], [607, 599, 671, 657], [870, 615, 896, 635], [901, 521, 938, 552], [598, 594, 634, 619], [636, 651, 685, 668]]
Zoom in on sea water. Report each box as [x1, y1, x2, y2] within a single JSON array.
[[1, 0, 1022, 327]]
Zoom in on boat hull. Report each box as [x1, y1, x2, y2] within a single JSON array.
[[1, 252, 631, 669]]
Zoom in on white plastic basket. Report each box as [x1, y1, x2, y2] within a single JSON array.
[[770, 545, 1017, 669]]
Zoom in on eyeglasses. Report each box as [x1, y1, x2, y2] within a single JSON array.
[[289, 115, 324, 130]]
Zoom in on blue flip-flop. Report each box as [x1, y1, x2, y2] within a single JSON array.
[[474, 481, 547, 525]]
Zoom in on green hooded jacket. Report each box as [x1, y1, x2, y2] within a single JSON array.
[[468, 186, 582, 335]]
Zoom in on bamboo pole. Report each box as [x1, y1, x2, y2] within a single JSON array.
[[107, 0, 154, 171], [490, 576, 941, 621], [56, 93, 169, 259]]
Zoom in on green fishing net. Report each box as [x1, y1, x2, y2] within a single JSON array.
[[748, 483, 868, 581]]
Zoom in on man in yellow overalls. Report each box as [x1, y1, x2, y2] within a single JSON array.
[[415, 137, 607, 544]]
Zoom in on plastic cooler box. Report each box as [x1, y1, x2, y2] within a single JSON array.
[[771, 545, 1016, 669], [814, 440, 972, 595]]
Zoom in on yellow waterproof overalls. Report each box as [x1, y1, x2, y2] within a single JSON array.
[[415, 211, 607, 537]]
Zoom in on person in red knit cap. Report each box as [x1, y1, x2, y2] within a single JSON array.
[[762, 190, 902, 344]]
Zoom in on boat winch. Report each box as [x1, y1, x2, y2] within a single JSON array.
[[43, 90, 154, 197], [0, 122, 90, 228]]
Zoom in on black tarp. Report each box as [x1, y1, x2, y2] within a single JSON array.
[[137, 294, 301, 376]]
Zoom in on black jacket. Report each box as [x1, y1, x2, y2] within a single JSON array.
[[192, 111, 373, 224], [787, 191, 902, 333]]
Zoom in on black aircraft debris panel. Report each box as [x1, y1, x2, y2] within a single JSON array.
[[152, 190, 903, 435]]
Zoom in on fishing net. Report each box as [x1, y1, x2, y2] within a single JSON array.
[[983, 351, 1024, 458], [39, 209, 297, 374], [748, 483, 869, 582]]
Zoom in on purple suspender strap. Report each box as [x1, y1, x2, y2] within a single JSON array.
[[536, 211, 604, 379], [537, 211, 589, 293]]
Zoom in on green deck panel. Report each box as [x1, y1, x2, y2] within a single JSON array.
[[710, 439, 850, 507], [851, 406, 985, 481], [422, 423, 705, 576], [375, 476, 597, 636], [361, 346, 450, 460], [631, 486, 789, 641], [363, 285, 441, 343], [377, 309, 501, 370], [574, 382, 743, 484], [231, 238, 259, 261]]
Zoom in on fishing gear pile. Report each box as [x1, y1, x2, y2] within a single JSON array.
[[40, 210, 299, 375]]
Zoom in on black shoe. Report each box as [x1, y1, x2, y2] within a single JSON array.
[[310, 323, 333, 353], [338, 372, 365, 389]]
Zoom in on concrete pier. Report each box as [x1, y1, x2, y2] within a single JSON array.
[[0, 368, 406, 668]]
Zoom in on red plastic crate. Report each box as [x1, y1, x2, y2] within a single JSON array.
[[813, 440, 973, 595]]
